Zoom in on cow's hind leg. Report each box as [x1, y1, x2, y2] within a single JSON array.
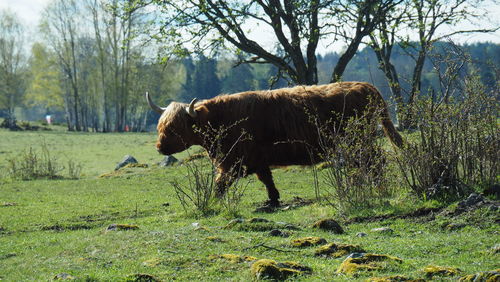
[[256, 166, 280, 207]]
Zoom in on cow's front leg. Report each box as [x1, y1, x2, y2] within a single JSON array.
[[214, 168, 235, 199]]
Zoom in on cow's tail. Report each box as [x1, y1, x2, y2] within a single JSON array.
[[381, 109, 404, 148]]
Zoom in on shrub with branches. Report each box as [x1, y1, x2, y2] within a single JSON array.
[[6, 143, 62, 180], [311, 103, 392, 214], [170, 120, 251, 217], [395, 45, 498, 201]]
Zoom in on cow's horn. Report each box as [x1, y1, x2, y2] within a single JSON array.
[[145, 92, 165, 114], [186, 98, 198, 118]]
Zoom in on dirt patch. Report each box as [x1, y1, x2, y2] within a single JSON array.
[[345, 207, 444, 224], [41, 223, 93, 232], [254, 197, 314, 213]]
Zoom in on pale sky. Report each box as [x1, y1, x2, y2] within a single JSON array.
[[1, 0, 499, 54]]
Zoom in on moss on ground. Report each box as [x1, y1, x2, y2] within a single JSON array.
[[250, 259, 311, 280], [290, 236, 327, 247], [337, 253, 403, 275], [315, 242, 365, 257], [423, 265, 462, 278]]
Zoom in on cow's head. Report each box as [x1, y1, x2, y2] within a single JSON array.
[[146, 92, 201, 155]]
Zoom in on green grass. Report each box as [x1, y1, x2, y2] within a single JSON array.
[[0, 129, 498, 281]]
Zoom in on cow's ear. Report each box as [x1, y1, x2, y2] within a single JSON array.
[[194, 105, 209, 122]]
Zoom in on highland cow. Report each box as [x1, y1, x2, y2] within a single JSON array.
[[147, 82, 403, 207]]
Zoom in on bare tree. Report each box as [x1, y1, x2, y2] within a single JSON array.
[[150, 0, 400, 86], [368, 0, 498, 126], [0, 10, 26, 129], [87, 0, 113, 132], [41, 0, 83, 131], [328, 0, 403, 82]]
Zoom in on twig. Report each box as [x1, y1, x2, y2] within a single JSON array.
[[241, 243, 299, 253]]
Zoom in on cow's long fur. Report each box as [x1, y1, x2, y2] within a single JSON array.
[[153, 82, 403, 206]]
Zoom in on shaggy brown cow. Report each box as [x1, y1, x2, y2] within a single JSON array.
[[147, 82, 403, 207]]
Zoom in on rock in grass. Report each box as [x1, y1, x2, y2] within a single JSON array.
[[311, 218, 344, 234], [458, 269, 500, 281], [115, 155, 138, 170], [367, 275, 425, 281], [314, 242, 365, 258], [490, 244, 500, 254], [290, 237, 327, 247], [247, 217, 270, 223], [53, 273, 76, 280], [106, 224, 139, 231], [209, 254, 257, 264], [268, 229, 290, 237], [251, 259, 311, 280], [423, 265, 461, 278], [158, 155, 178, 167], [337, 253, 403, 275], [356, 232, 368, 237]]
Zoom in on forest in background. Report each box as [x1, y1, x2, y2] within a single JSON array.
[[0, 0, 498, 132]]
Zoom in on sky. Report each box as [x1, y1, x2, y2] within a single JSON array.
[[1, 0, 499, 54]]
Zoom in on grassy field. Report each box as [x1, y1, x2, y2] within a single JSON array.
[[0, 126, 498, 281]]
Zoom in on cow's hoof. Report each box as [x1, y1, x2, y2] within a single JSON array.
[[254, 200, 280, 213]]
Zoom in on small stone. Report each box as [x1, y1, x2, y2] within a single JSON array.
[[191, 222, 200, 228], [247, 217, 270, 223], [311, 218, 344, 234], [356, 232, 368, 237], [315, 242, 365, 258], [268, 229, 290, 237], [115, 155, 138, 170], [490, 244, 500, 254], [158, 155, 178, 167], [346, 252, 366, 259], [371, 227, 394, 234], [1, 202, 17, 207], [458, 193, 484, 209]]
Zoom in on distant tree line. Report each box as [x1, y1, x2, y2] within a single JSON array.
[[0, 0, 498, 131]]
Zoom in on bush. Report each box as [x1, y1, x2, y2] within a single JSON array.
[[171, 120, 250, 217], [6, 143, 62, 180], [395, 74, 498, 201], [312, 103, 392, 214], [4, 143, 83, 180]]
